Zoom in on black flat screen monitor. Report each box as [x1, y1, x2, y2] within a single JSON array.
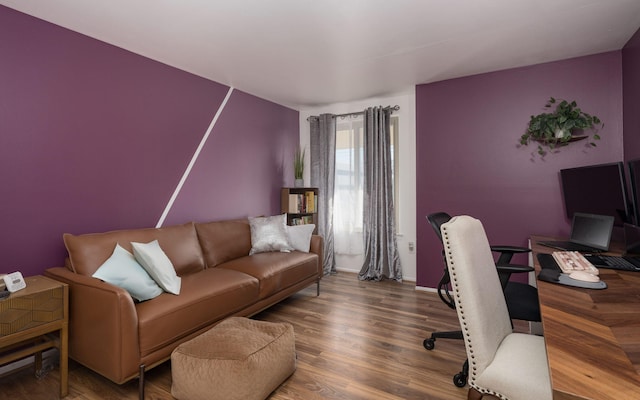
[[628, 158, 640, 226], [560, 162, 629, 227], [625, 223, 640, 254]]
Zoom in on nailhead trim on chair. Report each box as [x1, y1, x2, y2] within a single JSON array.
[[442, 223, 509, 400]]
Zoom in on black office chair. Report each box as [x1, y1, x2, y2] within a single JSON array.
[[423, 212, 541, 387]]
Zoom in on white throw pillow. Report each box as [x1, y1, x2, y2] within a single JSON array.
[[249, 214, 294, 255], [132, 240, 181, 295], [286, 224, 316, 252], [92, 244, 163, 301]]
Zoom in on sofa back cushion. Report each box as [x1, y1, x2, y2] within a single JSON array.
[[195, 219, 252, 268], [64, 222, 205, 277]]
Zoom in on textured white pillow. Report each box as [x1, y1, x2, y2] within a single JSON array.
[[249, 214, 294, 255], [92, 244, 163, 301], [286, 224, 316, 252], [132, 240, 181, 295]]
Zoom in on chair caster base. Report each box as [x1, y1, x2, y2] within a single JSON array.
[[453, 359, 469, 387], [453, 372, 467, 387], [423, 338, 435, 350]]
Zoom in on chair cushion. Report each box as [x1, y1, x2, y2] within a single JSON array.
[[474, 333, 552, 400]]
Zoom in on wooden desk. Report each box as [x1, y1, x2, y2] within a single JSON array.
[[532, 236, 640, 400], [0, 275, 69, 397]]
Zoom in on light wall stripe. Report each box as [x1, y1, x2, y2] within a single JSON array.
[[156, 87, 235, 228]]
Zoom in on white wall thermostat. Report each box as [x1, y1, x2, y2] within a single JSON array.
[[3, 271, 26, 293]]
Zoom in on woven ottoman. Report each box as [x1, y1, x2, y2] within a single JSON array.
[[171, 317, 296, 400]]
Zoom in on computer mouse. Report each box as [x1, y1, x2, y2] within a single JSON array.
[[569, 270, 600, 283]]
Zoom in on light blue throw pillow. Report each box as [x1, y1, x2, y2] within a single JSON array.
[[93, 244, 163, 301]]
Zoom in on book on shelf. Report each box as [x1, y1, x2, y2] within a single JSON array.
[[287, 190, 318, 213], [288, 194, 298, 214], [291, 215, 314, 225], [305, 191, 315, 213]]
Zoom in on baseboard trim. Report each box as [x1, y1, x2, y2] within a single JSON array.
[[414, 285, 437, 293], [333, 267, 416, 283]]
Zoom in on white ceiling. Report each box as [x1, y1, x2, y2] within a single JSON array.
[[3, 0, 640, 109]]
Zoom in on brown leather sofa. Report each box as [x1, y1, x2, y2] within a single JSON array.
[[44, 218, 323, 394]]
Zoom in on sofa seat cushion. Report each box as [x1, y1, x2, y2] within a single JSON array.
[[136, 268, 259, 357], [217, 252, 318, 299]]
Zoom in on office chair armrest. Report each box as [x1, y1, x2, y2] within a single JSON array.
[[496, 263, 535, 290], [491, 245, 531, 265], [490, 245, 531, 254], [496, 264, 534, 274]]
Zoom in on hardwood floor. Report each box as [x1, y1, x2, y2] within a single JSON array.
[[1, 272, 473, 400]]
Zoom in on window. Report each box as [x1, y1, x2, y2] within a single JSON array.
[[334, 115, 364, 255], [390, 116, 399, 231], [333, 114, 399, 255]]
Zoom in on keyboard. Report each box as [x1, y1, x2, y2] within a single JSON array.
[[551, 251, 599, 274], [586, 255, 640, 272]]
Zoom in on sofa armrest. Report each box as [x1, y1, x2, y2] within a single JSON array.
[[309, 235, 324, 277], [44, 267, 141, 384]]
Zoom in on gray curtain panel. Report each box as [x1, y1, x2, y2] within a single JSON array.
[[358, 107, 402, 281], [310, 114, 337, 275]]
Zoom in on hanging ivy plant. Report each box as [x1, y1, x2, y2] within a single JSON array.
[[519, 97, 603, 156]]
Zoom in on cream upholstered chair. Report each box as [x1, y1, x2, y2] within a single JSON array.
[[440, 215, 552, 400]]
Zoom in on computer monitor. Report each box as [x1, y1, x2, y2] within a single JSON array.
[[628, 158, 640, 226], [624, 223, 640, 255], [560, 162, 630, 227]]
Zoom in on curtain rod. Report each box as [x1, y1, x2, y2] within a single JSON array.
[[307, 105, 400, 121]]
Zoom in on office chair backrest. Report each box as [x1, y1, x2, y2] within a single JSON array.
[[427, 212, 455, 308], [426, 212, 452, 242], [440, 215, 512, 380]]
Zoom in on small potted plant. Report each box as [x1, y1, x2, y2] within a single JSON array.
[[294, 147, 305, 187], [519, 97, 603, 156]]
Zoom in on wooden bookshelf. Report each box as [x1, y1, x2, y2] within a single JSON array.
[[281, 187, 318, 233]]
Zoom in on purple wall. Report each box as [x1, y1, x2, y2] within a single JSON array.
[[623, 28, 640, 161], [164, 89, 298, 225], [0, 6, 299, 276], [416, 52, 624, 288]]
